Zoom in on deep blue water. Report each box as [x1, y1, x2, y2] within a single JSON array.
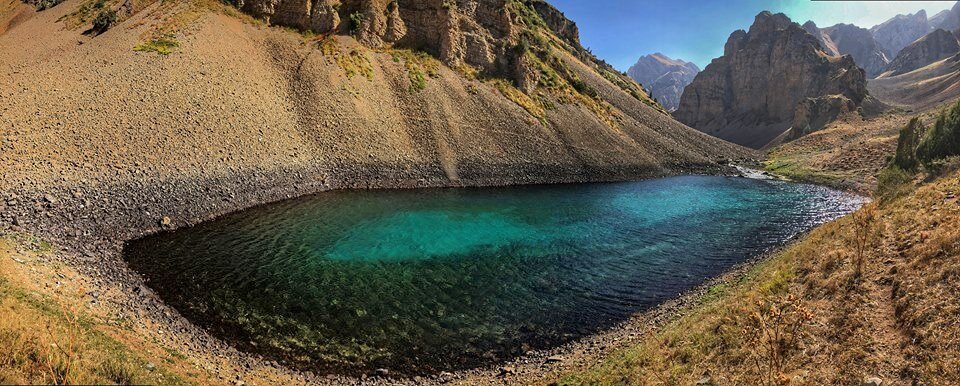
[[123, 176, 864, 374]]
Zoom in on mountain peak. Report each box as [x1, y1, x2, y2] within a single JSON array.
[[675, 10, 872, 149], [627, 53, 701, 111]]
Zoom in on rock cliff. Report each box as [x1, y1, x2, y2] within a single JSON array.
[[675, 12, 871, 149], [870, 10, 931, 58], [626, 53, 699, 112], [881, 29, 960, 77], [934, 1, 960, 31], [234, 0, 602, 93], [804, 21, 890, 78]]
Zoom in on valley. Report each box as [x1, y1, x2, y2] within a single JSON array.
[[2, 0, 960, 385]]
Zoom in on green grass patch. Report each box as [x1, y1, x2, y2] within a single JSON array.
[[134, 35, 180, 55]]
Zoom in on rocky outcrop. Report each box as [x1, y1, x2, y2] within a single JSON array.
[[870, 10, 931, 58], [805, 21, 890, 78], [788, 95, 857, 140], [881, 29, 960, 77], [626, 53, 699, 112], [234, 0, 591, 92], [934, 1, 960, 31], [675, 12, 871, 149]]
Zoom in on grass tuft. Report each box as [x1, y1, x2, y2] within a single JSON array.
[[134, 35, 180, 55]]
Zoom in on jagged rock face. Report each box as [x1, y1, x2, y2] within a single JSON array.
[[236, 0, 579, 87], [675, 12, 869, 149], [528, 1, 580, 50], [626, 53, 699, 111], [870, 10, 931, 58], [789, 95, 856, 140], [882, 29, 960, 77], [934, 1, 960, 30], [805, 22, 889, 78]]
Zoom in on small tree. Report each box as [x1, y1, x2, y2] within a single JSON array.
[[917, 100, 960, 168], [850, 205, 877, 281], [893, 117, 924, 171], [91, 9, 117, 34], [348, 12, 364, 36]]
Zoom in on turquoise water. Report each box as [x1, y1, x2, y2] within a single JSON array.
[[124, 176, 864, 375]]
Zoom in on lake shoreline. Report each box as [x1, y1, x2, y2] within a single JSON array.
[[7, 160, 859, 385]]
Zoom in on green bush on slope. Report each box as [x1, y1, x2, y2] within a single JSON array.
[[916, 100, 960, 169]]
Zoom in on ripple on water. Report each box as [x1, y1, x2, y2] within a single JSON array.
[[124, 176, 865, 375]]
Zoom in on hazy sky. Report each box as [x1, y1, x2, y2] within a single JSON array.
[[549, 0, 956, 71]]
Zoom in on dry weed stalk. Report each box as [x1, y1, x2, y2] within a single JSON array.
[[744, 294, 813, 386], [42, 287, 86, 385], [851, 205, 878, 281]]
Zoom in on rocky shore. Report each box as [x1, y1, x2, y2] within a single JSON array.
[[0, 0, 756, 383], [0, 157, 757, 384]]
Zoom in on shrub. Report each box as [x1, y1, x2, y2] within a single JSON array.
[[349, 12, 364, 36], [917, 100, 960, 168], [893, 117, 925, 171], [133, 36, 179, 55], [877, 166, 914, 202], [91, 9, 117, 34]]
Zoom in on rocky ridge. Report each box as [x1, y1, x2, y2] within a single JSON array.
[[934, 1, 960, 31], [233, 0, 610, 96], [675, 12, 872, 149], [803, 21, 890, 78], [870, 10, 931, 59], [626, 53, 699, 112], [881, 28, 960, 77]]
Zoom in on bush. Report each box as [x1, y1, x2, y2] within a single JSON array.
[[893, 117, 924, 171], [349, 12, 364, 36], [877, 166, 914, 201], [917, 100, 960, 168], [91, 9, 117, 34]]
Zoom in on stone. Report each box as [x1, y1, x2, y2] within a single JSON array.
[[864, 376, 883, 386], [696, 376, 713, 385], [545, 355, 563, 363], [159, 216, 172, 228], [374, 368, 389, 377]]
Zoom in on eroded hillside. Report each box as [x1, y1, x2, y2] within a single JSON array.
[[0, 0, 749, 244]]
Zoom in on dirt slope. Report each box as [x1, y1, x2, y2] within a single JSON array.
[[869, 53, 960, 110], [0, 0, 748, 242]]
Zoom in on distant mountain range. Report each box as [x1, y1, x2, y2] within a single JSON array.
[[663, 1, 960, 149], [625, 53, 699, 112], [673, 12, 877, 149]]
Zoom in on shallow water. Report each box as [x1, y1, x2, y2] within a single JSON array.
[[124, 176, 865, 374]]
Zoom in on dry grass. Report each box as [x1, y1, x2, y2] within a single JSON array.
[[387, 49, 440, 92], [0, 235, 196, 385], [559, 170, 960, 385], [764, 114, 904, 194], [318, 37, 374, 80]]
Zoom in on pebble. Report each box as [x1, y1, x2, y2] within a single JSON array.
[[864, 376, 882, 386], [545, 355, 564, 363]]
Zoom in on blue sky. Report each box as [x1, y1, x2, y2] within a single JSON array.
[[549, 1, 956, 71]]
